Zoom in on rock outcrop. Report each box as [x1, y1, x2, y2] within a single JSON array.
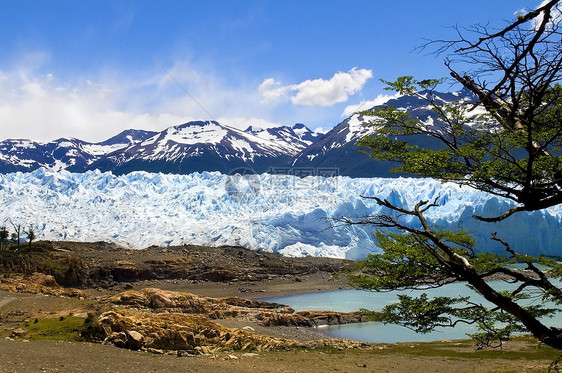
[[104, 288, 367, 328], [96, 308, 369, 353], [0, 242, 350, 290], [0, 273, 88, 298]]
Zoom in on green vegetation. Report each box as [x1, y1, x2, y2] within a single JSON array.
[[23, 316, 88, 342], [346, 0, 562, 351], [374, 336, 559, 361], [0, 226, 9, 251]]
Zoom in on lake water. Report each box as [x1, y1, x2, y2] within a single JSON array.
[[264, 281, 561, 343]]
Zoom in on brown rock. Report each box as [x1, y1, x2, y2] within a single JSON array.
[[149, 291, 175, 308], [297, 310, 366, 326], [125, 330, 145, 350], [105, 288, 364, 329], [11, 328, 27, 337], [92, 307, 371, 354], [105, 332, 127, 348], [28, 272, 58, 287]]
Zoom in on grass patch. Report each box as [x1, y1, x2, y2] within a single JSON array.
[[23, 316, 88, 342], [295, 335, 560, 363], [373, 335, 561, 361]]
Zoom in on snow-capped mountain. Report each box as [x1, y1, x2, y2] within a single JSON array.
[[292, 88, 475, 177], [245, 122, 321, 146], [291, 113, 391, 177], [0, 121, 319, 175], [89, 121, 319, 174], [97, 129, 159, 148], [0, 129, 157, 173]]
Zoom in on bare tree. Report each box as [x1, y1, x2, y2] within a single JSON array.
[[9, 220, 21, 249]]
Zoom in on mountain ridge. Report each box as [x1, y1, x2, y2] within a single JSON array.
[[0, 89, 474, 176]]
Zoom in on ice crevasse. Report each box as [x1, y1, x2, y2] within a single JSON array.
[[0, 168, 559, 260]]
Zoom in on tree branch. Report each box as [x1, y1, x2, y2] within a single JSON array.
[[455, 0, 560, 53]]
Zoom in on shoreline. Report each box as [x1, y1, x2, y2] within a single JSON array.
[[137, 271, 351, 300]]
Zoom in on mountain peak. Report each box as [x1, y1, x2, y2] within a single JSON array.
[[244, 125, 264, 133], [100, 129, 158, 146], [175, 120, 218, 129]]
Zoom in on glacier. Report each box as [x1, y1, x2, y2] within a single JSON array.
[[0, 168, 560, 260]]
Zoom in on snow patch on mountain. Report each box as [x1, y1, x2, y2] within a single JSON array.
[[82, 143, 129, 156], [0, 169, 559, 260], [345, 114, 375, 143], [162, 122, 228, 145]]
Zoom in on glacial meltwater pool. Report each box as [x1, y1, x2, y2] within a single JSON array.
[[264, 281, 562, 343]]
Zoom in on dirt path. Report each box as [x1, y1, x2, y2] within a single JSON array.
[[0, 296, 15, 309]]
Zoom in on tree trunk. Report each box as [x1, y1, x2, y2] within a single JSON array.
[[462, 265, 562, 349]]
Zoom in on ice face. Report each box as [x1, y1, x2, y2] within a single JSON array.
[[0, 168, 559, 260]]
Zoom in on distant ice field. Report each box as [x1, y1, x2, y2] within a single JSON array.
[[0, 168, 560, 260]]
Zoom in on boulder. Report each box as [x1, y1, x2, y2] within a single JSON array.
[[93, 308, 371, 353], [125, 330, 145, 350], [28, 272, 58, 287], [297, 310, 366, 326], [104, 332, 127, 348]]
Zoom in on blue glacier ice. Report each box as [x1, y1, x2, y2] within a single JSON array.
[[0, 168, 560, 260]]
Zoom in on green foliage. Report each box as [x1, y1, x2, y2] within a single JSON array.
[[348, 232, 444, 291], [0, 226, 8, 251], [357, 79, 562, 210], [0, 226, 8, 241], [466, 303, 556, 350], [25, 226, 35, 247], [348, 230, 477, 291], [347, 228, 554, 347], [377, 293, 470, 334], [548, 261, 562, 280], [81, 312, 105, 342], [347, 230, 515, 292]]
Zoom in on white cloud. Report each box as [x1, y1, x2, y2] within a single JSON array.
[[516, 1, 562, 30], [0, 52, 360, 143], [0, 56, 293, 143], [259, 68, 373, 107], [311, 126, 330, 134], [258, 78, 292, 104], [341, 93, 401, 117], [218, 116, 285, 131], [0, 67, 181, 143], [292, 68, 373, 106]]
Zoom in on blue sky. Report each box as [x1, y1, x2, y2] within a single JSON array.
[[0, 1, 542, 142]]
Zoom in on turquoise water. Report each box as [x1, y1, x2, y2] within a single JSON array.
[[264, 282, 561, 343]]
